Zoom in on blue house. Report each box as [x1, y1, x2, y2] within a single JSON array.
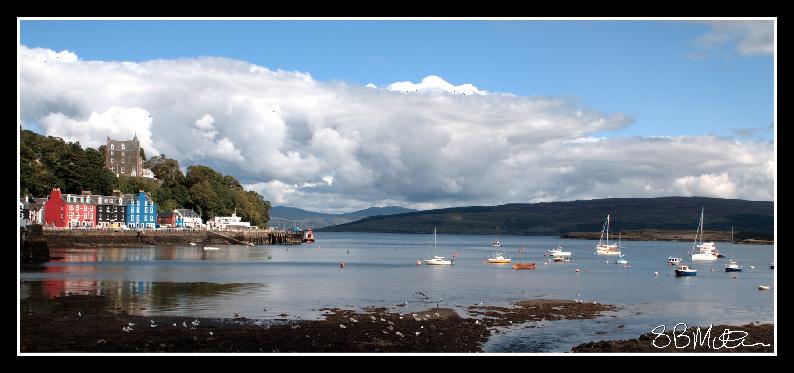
[[124, 191, 158, 228]]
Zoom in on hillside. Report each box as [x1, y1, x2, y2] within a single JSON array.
[[318, 197, 773, 239], [269, 206, 416, 229]]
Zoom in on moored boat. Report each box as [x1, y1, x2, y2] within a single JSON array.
[[770, 263, 774, 269], [423, 228, 453, 265], [487, 252, 512, 264], [512, 262, 536, 270], [675, 264, 697, 276], [595, 215, 621, 255], [758, 285, 769, 290], [553, 255, 571, 262], [668, 257, 682, 265], [203, 246, 220, 251], [302, 228, 316, 243], [690, 209, 719, 261], [546, 247, 571, 256], [724, 259, 743, 272]]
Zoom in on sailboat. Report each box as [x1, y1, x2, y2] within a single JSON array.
[[424, 228, 453, 265], [491, 226, 501, 247], [595, 215, 621, 255], [614, 233, 628, 265], [512, 246, 536, 269], [691, 208, 718, 261]]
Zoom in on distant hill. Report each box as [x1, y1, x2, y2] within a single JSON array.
[[318, 197, 773, 239], [269, 206, 416, 229]]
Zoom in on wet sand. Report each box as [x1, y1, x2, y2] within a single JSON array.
[[572, 323, 774, 353], [20, 295, 614, 353]]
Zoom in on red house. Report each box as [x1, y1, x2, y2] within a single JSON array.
[[43, 188, 97, 228], [157, 210, 177, 227]]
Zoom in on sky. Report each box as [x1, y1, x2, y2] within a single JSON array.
[[18, 18, 775, 213]]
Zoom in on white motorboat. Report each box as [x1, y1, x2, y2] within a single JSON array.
[[203, 246, 220, 251], [546, 247, 572, 256]]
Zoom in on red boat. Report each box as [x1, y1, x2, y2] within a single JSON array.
[[512, 262, 536, 270], [302, 228, 316, 243]]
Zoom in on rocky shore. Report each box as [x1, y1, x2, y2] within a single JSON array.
[[572, 323, 774, 353], [20, 295, 614, 353]]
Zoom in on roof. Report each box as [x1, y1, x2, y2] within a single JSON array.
[[158, 211, 175, 218], [176, 209, 200, 217]]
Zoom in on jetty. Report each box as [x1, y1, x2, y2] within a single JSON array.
[[31, 225, 304, 247]]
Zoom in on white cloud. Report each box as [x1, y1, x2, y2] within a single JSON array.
[[20, 45, 774, 213], [38, 106, 156, 154], [696, 20, 773, 56], [387, 75, 487, 95]]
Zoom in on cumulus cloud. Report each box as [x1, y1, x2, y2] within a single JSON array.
[[19, 45, 774, 213], [387, 75, 487, 95], [695, 20, 774, 56]]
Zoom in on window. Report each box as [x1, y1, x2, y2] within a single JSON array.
[[121, 143, 126, 150], [121, 166, 124, 173], [110, 151, 114, 156], [69, 212, 73, 218], [110, 144, 114, 150], [111, 158, 114, 164], [68, 205, 73, 211], [121, 157, 125, 163]]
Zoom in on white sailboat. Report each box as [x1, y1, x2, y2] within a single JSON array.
[[595, 214, 621, 255], [691, 208, 718, 261], [424, 228, 453, 265]]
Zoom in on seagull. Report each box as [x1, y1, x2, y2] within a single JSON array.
[[78, 311, 82, 317], [172, 323, 177, 327], [150, 324, 157, 328], [209, 331, 213, 336], [475, 320, 480, 325], [128, 322, 135, 327], [395, 331, 404, 338], [415, 331, 421, 336], [339, 324, 347, 329], [150, 320, 155, 325], [122, 326, 131, 333], [380, 318, 386, 322], [192, 319, 200, 327], [183, 322, 187, 328], [370, 316, 377, 321]]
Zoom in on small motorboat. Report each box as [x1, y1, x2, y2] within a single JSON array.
[[724, 259, 743, 272], [675, 264, 698, 276], [512, 262, 536, 270], [546, 247, 572, 256], [487, 252, 512, 264], [668, 257, 682, 265], [491, 240, 501, 247], [203, 246, 220, 251], [770, 263, 774, 269], [553, 255, 571, 262], [758, 285, 770, 290], [189, 242, 197, 246], [614, 254, 628, 265]]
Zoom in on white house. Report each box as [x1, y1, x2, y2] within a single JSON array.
[[207, 210, 254, 230]]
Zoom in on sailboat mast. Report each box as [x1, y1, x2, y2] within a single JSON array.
[[606, 214, 610, 244]]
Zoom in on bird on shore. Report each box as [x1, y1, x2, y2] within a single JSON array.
[[183, 321, 187, 328], [192, 319, 200, 327], [78, 311, 82, 317], [128, 322, 135, 327]]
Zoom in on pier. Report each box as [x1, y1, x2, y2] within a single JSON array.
[[32, 226, 305, 247]]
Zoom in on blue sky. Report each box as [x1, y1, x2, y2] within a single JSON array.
[[20, 19, 773, 140]]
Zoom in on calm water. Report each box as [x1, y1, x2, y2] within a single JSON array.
[[20, 232, 775, 352]]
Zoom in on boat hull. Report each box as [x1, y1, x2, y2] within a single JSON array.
[[487, 258, 511, 264], [512, 263, 536, 270], [691, 253, 718, 261], [725, 267, 743, 272], [424, 260, 453, 265], [675, 270, 697, 276]]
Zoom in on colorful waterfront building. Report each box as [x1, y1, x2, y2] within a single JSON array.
[[43, 188, 97, 228], [124, 190, 157, 229], [157, 210, 177, 227], [175, 209, 202, 228], [96, 190, 127, 228]]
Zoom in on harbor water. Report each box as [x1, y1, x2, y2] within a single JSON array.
[[19, 232, 775, 352]]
